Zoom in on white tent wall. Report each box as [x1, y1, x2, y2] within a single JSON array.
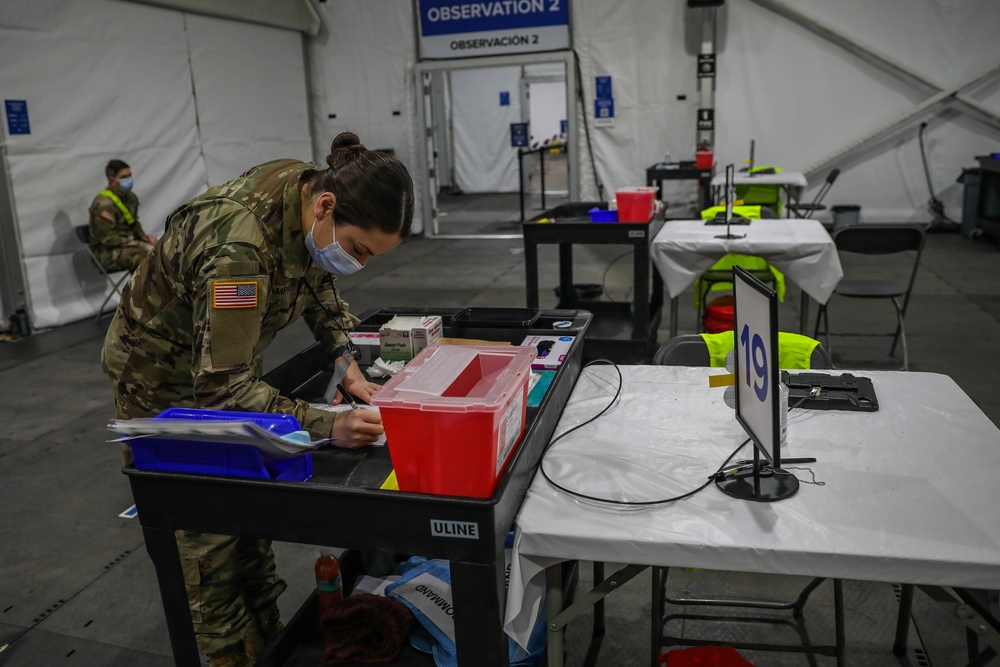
[[452, 66, 524, 193], [528, 81, 566, 147], [569, 0, 1000, 221], [717, 0, 1000, 222], [306, 0, 422, 232], [186, 14, 313, 185], [571, 0, 699, 200], [0, 0, 312, 329]]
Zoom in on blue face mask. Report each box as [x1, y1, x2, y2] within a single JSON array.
[[118, 177, 134, 192], [305, 216, 364, 275]]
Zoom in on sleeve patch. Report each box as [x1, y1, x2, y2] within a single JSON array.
[[100, 210, 115, 221], [213, 281, 258, 309]]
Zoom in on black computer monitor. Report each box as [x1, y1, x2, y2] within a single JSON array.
[[717, 266, 799, 502]]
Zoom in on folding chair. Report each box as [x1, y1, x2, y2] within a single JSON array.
[[650, 332, 844, 666], [813, 224, 926, 371], [75, 225, 128, 322], [787, 168, 840, 220]]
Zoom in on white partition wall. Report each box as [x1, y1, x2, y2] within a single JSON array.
[[0, 0, 312, 329]]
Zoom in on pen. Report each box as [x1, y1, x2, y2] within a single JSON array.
[[734, 457, 816, 465], [337, 384, 360, 410]]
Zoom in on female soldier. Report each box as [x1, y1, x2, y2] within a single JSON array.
[[102, 132, 413, 666]]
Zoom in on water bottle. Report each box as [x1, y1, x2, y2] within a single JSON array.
[[315, 549, 343, 618]]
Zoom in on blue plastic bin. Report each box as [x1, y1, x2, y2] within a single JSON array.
[[128, 408, 313, 481], [588, 207, 618, 223]]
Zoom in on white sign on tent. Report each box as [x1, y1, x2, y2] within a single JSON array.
[[416, 0, 570, 59]]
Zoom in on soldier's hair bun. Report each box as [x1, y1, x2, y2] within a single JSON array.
[[327, 132, 366, 170]]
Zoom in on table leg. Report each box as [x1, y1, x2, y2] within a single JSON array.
[[546, 565, 565, 667], [524, 238, 540, 309], [143, 526, 201, 667], [452, 560, 509, 666], [670, 296, 679, 339], [558, 244, 574, 308], [893, 584, 915, 656], [634, 243, 651, 337]]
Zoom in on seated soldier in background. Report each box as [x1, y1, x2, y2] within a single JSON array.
[[89, 159, 157, 271]]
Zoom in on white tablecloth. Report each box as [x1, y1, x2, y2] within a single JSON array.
[[710, 170, 808, 189], [504, 365, 1000, 648], [650, 218, 843, 303]]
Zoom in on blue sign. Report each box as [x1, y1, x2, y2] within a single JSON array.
[[560, 119, 567, 134], [594, 98, 614, 120], [5, 100, 30, 135], [500, 91, 510, 106], [418, 0, 569, 36], [595, 76, 612, 100], [510, 122, 528, 147]]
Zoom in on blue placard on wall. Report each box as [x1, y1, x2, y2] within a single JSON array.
[[560, 119, 567, 134], [500, 91, 510, 106], [5, 100, 31, 135], [510, 122, 528, 147], [595, 76, 612, 100]]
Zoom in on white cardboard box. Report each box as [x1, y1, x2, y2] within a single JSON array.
[[379, 315, 444, 362]]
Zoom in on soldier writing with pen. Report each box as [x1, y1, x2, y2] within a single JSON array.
[[88, 159, 158, 271], [102, 132, 413, 666]]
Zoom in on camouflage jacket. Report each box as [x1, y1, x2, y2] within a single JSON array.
[[89, 189, 148, 249], [101, 159, 359, 438]]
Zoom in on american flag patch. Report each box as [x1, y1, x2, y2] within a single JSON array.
[[213, 281, 258, 309]]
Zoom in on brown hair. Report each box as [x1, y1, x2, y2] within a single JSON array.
[[308, 132, 414, 238]]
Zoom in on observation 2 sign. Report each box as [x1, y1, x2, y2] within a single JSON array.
[[417, 0, 570, 59]]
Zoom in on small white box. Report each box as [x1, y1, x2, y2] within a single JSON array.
[[349, 331, 381, 366], [379, 315, 443, 362], [519, 335, 575, 371]]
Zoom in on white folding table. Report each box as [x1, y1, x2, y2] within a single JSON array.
[[505, 366, 1000, 666], [650, 218, 843, 336], [710, 170, 809, 216]]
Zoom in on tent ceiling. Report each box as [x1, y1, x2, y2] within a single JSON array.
[[125, 0, 321, 35]]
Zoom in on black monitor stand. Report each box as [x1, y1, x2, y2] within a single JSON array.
[[716, 448, 799, 502], [715, 163, 746, 240]]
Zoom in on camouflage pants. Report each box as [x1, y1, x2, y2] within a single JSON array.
[[94, 245, 147, 272], [114, 396, 287, 655]]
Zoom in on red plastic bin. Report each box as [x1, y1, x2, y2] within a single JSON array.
[[371, 344, 535, 498], [616, 187, 657, 223]]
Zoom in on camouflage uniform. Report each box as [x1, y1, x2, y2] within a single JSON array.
[[88, 188, 150, 271], [102, 159, 359, 656]]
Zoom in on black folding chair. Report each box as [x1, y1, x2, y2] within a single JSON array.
[[75, 225, 128, 321], [787, 168, 840, 220], [813, 224, 926, 371]]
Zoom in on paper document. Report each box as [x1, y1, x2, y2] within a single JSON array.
[[309, 404, 387, 447], [108, 419, 332, 462]]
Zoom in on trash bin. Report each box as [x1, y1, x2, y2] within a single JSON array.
[[831, 204, 861, 230], [957, 168, 980, 238]]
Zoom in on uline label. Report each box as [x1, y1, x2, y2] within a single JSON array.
[[430, 520, 480, 539]]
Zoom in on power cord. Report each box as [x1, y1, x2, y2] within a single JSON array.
[[539, 376, 820, 505], [600, 250, 634, 302]]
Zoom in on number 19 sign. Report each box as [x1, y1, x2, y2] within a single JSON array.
[[733, 266, 780, 464]]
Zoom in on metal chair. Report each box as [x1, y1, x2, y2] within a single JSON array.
[[75, 225, 128, 321], [787, 168, 840, 220], [813, 224, 926, 371], [650, 334, 843, 666]]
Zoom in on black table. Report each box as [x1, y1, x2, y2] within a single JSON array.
[[522, 203, 664, 364], [646, 162, 713, 213], [125, 307, 590, 667]]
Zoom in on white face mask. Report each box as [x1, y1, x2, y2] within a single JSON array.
[[305, 215, 364, 275]]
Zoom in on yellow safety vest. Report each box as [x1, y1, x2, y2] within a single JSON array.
[[98, 189, 135, 225], [700, 331, 820, 370]]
